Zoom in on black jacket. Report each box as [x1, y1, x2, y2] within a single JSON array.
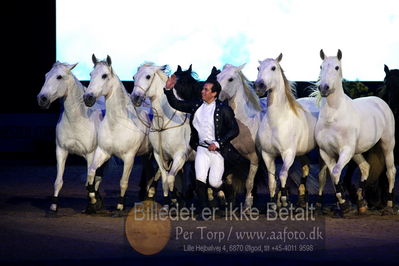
[[164, 88, 239, 158]]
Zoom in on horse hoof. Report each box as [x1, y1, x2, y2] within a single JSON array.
[[357, 199, 368, 214], [358, 206, 368, 214], [339, 201, 351, 214], [297, 196, 308, 209], [45, 209, 59, 218], [83, 203, 97, 214], [160, 205, 169, 213], [144, 195, 156, 201], [49, 204, 58, 213], [381, 206, 396, 216], [111, 209, 125, 217], [244, 197, 253, 210], [83, 208, 96, 215], [94, 193, 104, 210]]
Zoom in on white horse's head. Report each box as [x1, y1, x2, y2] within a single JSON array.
[[131, 63, 168, 106], [37, 62, 78, 109], [84, 54, 114, 107], [318, 49, 343, 97], [217, 63, 246, 101], [255, 53, 283, 97]]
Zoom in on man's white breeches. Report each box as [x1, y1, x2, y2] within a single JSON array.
[[195, 146, 224, 188]]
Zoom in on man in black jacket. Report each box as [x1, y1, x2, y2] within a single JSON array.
[[164, 74, 239, 220]]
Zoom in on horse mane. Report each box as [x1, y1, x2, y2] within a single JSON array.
[[280, 66, 304, 115], [238, 70, 262, 112]]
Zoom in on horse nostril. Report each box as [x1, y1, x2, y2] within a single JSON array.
[[319, 84, 329, 91], [40, 96, 48, 103], [83, 94, 96, 107], [131, 94, 142, 106], [255, 81, 266, 90], [319, 84, 330, 96], [37, 95, 50, 109]]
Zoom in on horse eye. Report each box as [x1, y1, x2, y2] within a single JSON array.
[[102, 74, 108, 79], [271, 66, 276, 71], [228, 78, 234, 82], [146, 75, 151, 80], [320, 65, 322, 69], [257, 67, 259, 71], [56, 75, 62, 80], [335, 66, 339, 70]]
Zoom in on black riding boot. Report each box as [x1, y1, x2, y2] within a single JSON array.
[[195, 180, 208, 220]]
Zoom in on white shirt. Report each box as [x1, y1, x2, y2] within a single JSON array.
[[193, 101, 219, 147]]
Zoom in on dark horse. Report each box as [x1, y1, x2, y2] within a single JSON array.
[[382, 64, 399, 161], [173, 65, 249, 207], [344, 65, 398, 213]]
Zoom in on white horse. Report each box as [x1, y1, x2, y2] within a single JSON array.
[[37, 61, 104, 212], [316, 49, 396, 212], [217, 63, 266, 210], [131, 63, 194, 203], [255, 54, 324, 208], [83, 55, 152, 212]]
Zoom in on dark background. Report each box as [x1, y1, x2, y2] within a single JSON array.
[[0, 0, 384, 163]]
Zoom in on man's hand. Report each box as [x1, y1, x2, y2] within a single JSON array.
[[165, 74, 177, 90], [208, 143, 218, 151]]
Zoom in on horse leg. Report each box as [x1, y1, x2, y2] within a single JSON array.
[[352, 154, 370, 213], [261, 151, 277, 210], [279, 150, 296, 207], [86, 147, 111, 212], [168, 154, 188, 207], [380, 142, 396, 211], [152, 152, 169, 204], [297, 155, 310, 208], [244, 156, 259, 211], [343, 160, 358, 204], [50, 146, 68, 212], [146, 169, 161, 200], [319, 149, 339, 205], [365, 145, 386, 209], [116, 154, 136, 211], [138, 154, 153, 201], [317, 162, 328, 209], [85, 151, 103, 211], [330, 147, 354, 212]]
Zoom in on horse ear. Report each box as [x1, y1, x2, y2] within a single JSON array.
[[106, 55, 112, 66], [177, 65, 182, 73], [276, 53, 283, 62], [337, 49, 342, 61], [188, 64, 192, 72], [320, 49, 325, 60], [384, 64, 390, 75], [161, 65, 168, 71], [212, 66, 220, 75], [92, 54, 98, 65], [238, 63, 246, 71], [68, 63, 78, 71]]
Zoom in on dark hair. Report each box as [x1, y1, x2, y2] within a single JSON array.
[[206, 80, 221, 98]]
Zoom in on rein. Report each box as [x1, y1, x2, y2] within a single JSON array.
[[133, 100, 189, 132]]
